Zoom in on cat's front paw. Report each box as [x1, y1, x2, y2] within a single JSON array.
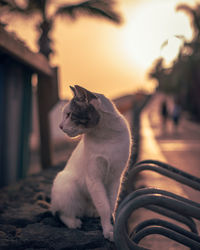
[[68, 218, 82, 229], [103, 225, 114, 242], [60, 215, 82, 229]]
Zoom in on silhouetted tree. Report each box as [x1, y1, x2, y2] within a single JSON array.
[[149, 58, 165, 84], [176, 3, 200, 118], [149, 3, 200, 119], [177, 3, 200, 54], [149, 58, 170, 92], [0, 0, 121, 59]]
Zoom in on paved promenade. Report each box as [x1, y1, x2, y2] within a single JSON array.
[[140, 93, 200, 199], [135, 92, 200, 249]]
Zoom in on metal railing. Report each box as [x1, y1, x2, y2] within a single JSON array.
[[114, 160, 200, 250]]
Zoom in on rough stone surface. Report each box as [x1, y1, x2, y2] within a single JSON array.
[[0, 164, 116, 250]]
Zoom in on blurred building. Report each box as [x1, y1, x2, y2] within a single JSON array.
[[0, 25, 58, 187]]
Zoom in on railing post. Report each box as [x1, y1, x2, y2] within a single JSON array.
[[37, 67, 59, 169], [37, 74, 52, 169]]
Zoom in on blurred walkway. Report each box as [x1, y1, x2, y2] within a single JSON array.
[[135, 92, 200, 249], [140, 92, 200, 200]]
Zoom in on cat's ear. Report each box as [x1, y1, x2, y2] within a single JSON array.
[[70, 86, 76, 97], [74, 85, 97, 103]]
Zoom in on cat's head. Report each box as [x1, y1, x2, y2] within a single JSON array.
[[59, 85, 101, 137]]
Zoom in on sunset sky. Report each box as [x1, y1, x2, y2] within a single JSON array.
[[4, 0, 198, 99]]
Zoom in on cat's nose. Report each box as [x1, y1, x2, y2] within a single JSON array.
[[59, 123, 63, 130]]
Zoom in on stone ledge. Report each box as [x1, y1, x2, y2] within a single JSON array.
[[0, 164, 115, 250]]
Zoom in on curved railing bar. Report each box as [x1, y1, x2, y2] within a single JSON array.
[[116, 188, 199, 233], [126, 164, 200, 191], [116, 188, 200, 219], [135, 160, 200, 184], [131, 218, 200, 243], [114, 193, 200, 250], [136, 160, 200, 183], [134, 160, 200, 189], [146, 205, 197, 234], [133, 226, 200, 249]]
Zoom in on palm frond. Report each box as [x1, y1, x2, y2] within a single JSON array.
[[160, 39, 168, 50], [176, 4, 193, 13], [174, 35, 185, 40], [55, 0, 121, 24], [3, 0, 49, 17], [176, 4, 200, 33], [24, 0, 49, 15]]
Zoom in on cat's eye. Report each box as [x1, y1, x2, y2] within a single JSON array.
[[66, 112, 71, 118]]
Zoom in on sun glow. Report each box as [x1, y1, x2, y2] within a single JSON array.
[[3, 0, 196, 99], [119, 0, 193, 70]]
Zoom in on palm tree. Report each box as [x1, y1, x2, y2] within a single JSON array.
[[148, 58, 168, 91], [176, 3, 200, 53], [1, 0, 121, 59], [176, 3, 200, 119]]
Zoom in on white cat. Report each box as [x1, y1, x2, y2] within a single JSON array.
[[51, 85, 131, 241]]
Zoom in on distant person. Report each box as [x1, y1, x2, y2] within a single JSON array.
[[160, 100, 168, 131], [172, 101, 181, 132]]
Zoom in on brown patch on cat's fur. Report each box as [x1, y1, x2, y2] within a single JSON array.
[[70, 98, 100, 128]]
